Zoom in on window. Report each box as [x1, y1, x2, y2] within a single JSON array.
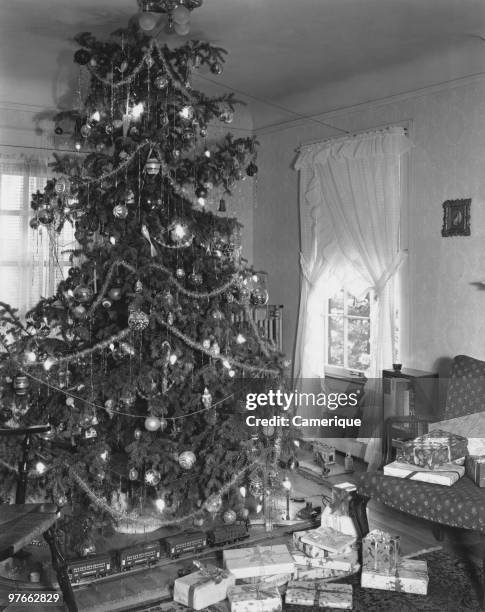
[[0, 163, 75, 316], [326, 289, 372, 373]]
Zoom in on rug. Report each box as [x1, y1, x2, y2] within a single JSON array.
[[329, 549, 484, 612]]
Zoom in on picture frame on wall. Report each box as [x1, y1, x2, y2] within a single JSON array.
[[441, 198, 471, 237]]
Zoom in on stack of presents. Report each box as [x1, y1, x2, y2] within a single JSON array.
[[172, 481, 429, 611], [385, 428, 485, 487]]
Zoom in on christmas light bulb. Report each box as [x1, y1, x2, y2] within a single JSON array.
[[110, 236, 116, 245], [282, 476, 291, 490], [43, 357, 56, 371], [256, 504, 263, 513], [35, 461, 47, 475], [91, 111, 101, 122], [204, 148, 211, 158], [179, 105, 194, 120], [155, 498, 165, 512], [222, 359, 231, 369], [100, 450, 108, 461], [239, 485, 246, 498], [23, 351, 37, 363], [172, 223, 186, 239], [169, 353, 177, 365], [197, 197, 206, 207], [228, 369, 236, 378], [293, 440, 300, 447], [236, 333, 246, 344], [75, 142, 81, 151]]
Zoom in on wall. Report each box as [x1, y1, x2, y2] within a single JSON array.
[[254, 75, 485, 373]]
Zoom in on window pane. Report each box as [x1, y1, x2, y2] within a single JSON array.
[[347, 318, 371, 370], [347, 292, 370, 317], [328, 289, 344, 314], [328, 315, 344, 366], [0, 216, 23, 260], [0, 174, 23, 211], [0, 266, 22, 305]]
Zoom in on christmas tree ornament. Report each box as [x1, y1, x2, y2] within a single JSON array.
[[74, 49, 91, 65], [113, 203, 129, 219], [178, 450, 196, 469], [205, 493, 222, 513], [160, 112, 169, 126], [105, 123, 114, 135], [71, 304, 86, 318], [145, 415, 161, 431], [175, 268, 186, 279], [167, 312, 175, 326], [201, 388, 212, 409], [250, 287, 269, 306], [199, 126, 208, 137], [228, 369, 235, 377], [22, 349, 37, 364], [210, 342, 220, 357], [119, 341, 135, 356], [145, 157, 161, 175], [84, 426, 97, 439], [169, 219, 190, 243], [236, 333, 246, 344], [13, 374, 29, 395], [202, 339, 211, 350], [218, 198, 227, 212], [223, 509, 237, 525], [80, 124, 91, 138], [73, 284, 93, 303], [238, 286, 251, 302], [189, 271, 203, 285], [128, 467, 139, 480], [145, 469, 161, 486], [120, 390, 136, 407], [29, 217, 40, 229], [55, 177, 70, 194], [128, 310, 150, 331], [135, 279, 143, 293], [38, 207, 54, 225], [246, 162, 258, 177], [211, 62, 223, 75], [134, 428, 142, 440], [102, 298, 112, 309], [159, 417, 168, 431], [219, 110, 234, 123], [193, 516, 204, 527]]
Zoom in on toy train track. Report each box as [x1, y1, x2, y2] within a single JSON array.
[[69, 519, 316, 589]]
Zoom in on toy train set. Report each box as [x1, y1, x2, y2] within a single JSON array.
[[67, 523, 250, 584]]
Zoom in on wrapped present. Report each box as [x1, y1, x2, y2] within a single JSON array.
[[384, 460, 465, 486], [362, 529, 400, 573], [286, 580, 352, 609], [173, 565, 235, 610], [465, 455, 485, 487], [319, 482, 358, 537], [227, 583, 282, 612], [292, 547, 357, 572], [330, 482, 356, 514], [223, 544, 294, 579], [397, 429, 468, 469], [294, 562, 360, 581], [361, 559, 428, 595], [299, 526, 356, 555]]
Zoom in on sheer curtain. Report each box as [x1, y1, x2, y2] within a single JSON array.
[[0, 150, 74, 317], [294, 127, 413, 467]]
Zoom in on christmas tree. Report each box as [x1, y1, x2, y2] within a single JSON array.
[[0, 19, 291, 552]]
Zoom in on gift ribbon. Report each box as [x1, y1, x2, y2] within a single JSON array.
[[141, 224, 157, 257], [193, 560, 230, 584], [247, 546, 279, 575]]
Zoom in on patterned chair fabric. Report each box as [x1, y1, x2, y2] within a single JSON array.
[[356, 355, 485, 532], [443, 354, 485, 420], [355, 471, 485, 533]]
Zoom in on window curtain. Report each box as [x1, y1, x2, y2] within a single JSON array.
[[0, 150, 67, 317], [294, 127, 413, 467]]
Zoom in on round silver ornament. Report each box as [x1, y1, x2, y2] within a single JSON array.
[[145, 469, 161, 486], [178, 450, 196, 470], [128, 310, 150, 331], [113, 204, 129, 219]]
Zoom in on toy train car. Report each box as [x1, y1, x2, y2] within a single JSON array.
[[164, 530, 206, 559], [66, 522, 249, 584], [206, 523, 250, 546], [67, 553, 112, 583]]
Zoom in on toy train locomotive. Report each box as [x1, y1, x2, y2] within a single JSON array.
[[67, 522, 250, 583]]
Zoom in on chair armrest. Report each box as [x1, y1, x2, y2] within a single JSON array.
[[383, 416, 438, 465]]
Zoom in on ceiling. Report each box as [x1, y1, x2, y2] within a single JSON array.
[[2, 0, 485, 130]]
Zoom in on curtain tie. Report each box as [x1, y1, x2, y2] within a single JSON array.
[[373, 250, 407, 297]]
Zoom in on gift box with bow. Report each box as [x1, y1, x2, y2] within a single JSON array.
[[362, 529, 400, 574], [397, 429, 468, 469], [285, 580, 352, 609], [291, 547, 358, 572], [293, 562, 360, 581], [223, 544, 294, 579], [173, 564, 235, 610], [298, 526, 356, 555], [227, 583, 282, 612]]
